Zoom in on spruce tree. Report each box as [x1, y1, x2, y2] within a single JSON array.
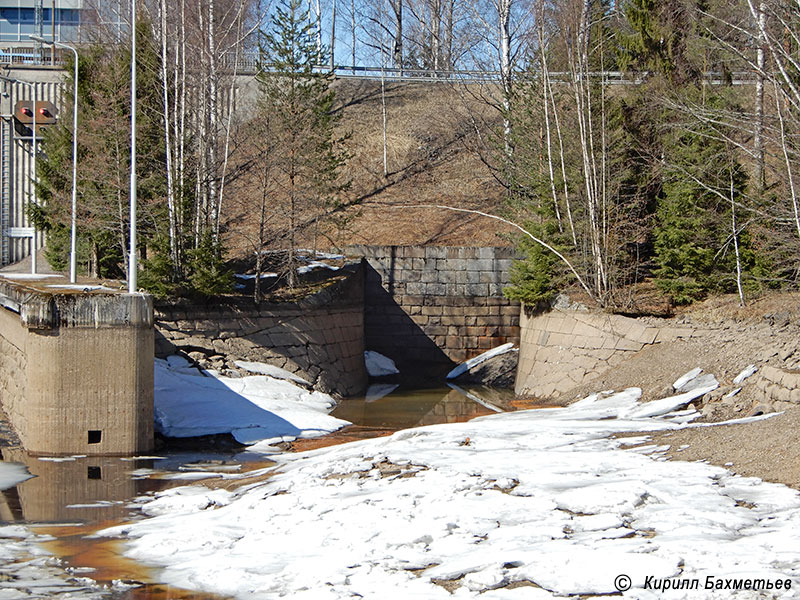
[[34, 22, 166, 280], [255, 0, 350, 288], [654, 91, 768, 304]]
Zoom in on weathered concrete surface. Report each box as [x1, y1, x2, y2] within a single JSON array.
[[155, 263, 367, 397], [515, 306, 661, 398], [0, 278, 154, 455], [448, 350, 519, 388], [1, 447, 139, 522]]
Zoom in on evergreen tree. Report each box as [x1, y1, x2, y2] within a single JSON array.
[[618, 0, 701, 83], [654, 92, 769, 304], [34, 22, 166, 280], [255, 0, 350, 288], [501, 70, 564, 305]]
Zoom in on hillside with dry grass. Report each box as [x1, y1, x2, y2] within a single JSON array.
[[223, 79, 516, 258]]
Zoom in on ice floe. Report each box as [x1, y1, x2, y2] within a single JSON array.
[[100, 387, 800, 599]]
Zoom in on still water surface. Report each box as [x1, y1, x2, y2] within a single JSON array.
[[0, 385, 519, 599]]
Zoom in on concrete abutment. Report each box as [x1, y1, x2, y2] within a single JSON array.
[[0, 278, 154, 455]]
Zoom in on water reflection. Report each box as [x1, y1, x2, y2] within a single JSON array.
[[332, 385, 517, 429], [1, 449, 141, 523], [0, 449, 266, 600], [0, 386, 520, 599], [0, 449, 274, 525]]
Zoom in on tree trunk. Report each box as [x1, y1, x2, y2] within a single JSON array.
[[390, 0, 403, 72], [159, 0, 178, 275], [498, 0, 512, 157], [538, 10, 561, 232], [753, 0, 766, 193], [330, 0, 336, 71]]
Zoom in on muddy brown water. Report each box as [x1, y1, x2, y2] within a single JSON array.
[[1, 385, 520, 598]]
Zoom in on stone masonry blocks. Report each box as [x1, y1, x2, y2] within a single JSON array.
[[515, 308, 660, 399]]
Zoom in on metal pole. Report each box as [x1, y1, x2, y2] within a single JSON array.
[[35, 38, 78, 283], [31, 85, 37, 275], [64, 43, 78, 283], [51, 0, 55, 66], [129, 0, 137, 293]]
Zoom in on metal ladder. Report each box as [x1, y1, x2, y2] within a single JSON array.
[[1, 117, 11, 265]]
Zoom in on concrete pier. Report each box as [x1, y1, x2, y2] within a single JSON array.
[[0, 276, 153, 455]]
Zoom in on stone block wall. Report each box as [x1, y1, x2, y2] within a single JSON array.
[[344, 245, 520, 381], [753, 366, 800, 406], [155, 263, 367, 397], [515, 307, 662, 398]]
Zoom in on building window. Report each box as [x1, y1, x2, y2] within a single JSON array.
[[88, 430, 102, 444]]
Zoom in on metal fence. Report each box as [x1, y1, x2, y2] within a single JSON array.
[[0, 49, 760, 85]]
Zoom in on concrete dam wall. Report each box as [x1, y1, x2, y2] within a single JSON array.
[[154, 263, 368, 397], [0, 278, 154, 455]]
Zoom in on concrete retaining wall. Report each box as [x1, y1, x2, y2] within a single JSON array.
[[0, 279, 154, 455], [345, 245, 520, 381], [1, 447, 139, 522], [515, 307, 663, 398], [154, 263, 367, 397]]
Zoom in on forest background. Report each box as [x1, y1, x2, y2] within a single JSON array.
[[29, 0, 800, 310]]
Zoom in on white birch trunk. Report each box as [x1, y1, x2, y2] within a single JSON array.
[[753, 0, 766, 192], [775, 83, 800, 241], [159, 0, 178, 272], [330, 0, 336, 71], [538, 13, 561, 231], [730, 166, 745, 306], [497, 0, 512, 157], [207, 0, 220, 239]]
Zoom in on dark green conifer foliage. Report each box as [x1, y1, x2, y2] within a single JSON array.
[[500, 70, 563, 305], [34, 21, 166, 280], [185, 233, 233, 297], [654, 93, 769, 304], [618, 0, 700, 82], [255, 0, 350, 287]]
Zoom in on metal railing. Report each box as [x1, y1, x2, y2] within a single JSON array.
[[0, 47, 761, 86]]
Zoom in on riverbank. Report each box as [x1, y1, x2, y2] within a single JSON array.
[[550, 292, 800, 490]]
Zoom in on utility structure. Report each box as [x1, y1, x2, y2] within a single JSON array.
[[0, 69, 60, 267], [0, 73, 57, 273]]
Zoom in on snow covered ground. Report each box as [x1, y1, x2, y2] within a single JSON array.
[[100, 387, 800, 599], [154, 357, 350, 449]]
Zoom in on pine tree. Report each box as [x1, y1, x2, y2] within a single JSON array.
[[255, 0, 350, 288]]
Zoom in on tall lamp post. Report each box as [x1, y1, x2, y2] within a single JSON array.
[[129, 0, 137, 293], [30, 34, 78, 283], [0, 75, 38, 275]]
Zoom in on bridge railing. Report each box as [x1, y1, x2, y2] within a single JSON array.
[[0, 48, 760, 85]]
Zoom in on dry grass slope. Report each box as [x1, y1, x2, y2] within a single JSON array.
[[223, 79, 516, 258]]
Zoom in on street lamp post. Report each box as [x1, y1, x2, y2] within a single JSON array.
[[30, 34, 78, 283], [129, 0, 137, 293], [0, 76, 38, 275]]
